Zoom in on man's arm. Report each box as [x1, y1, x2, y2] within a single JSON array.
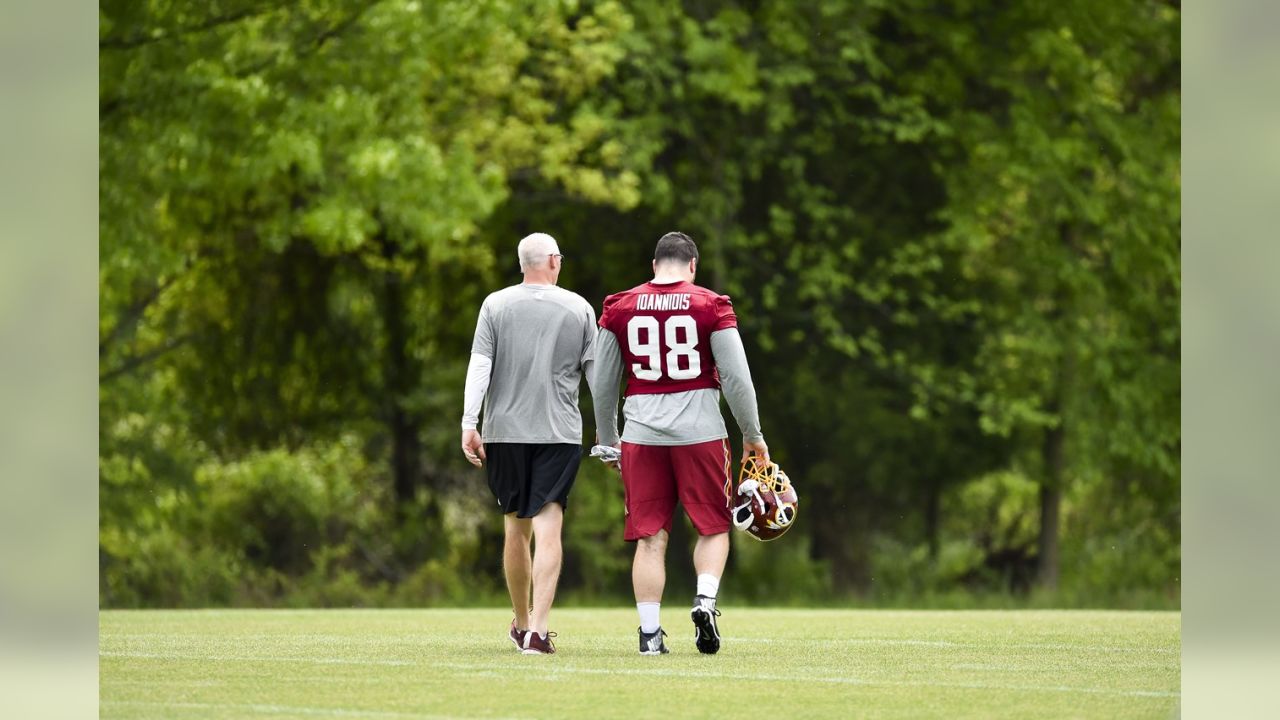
[[710, 328, 768, 460], [461, 302, 495, 467], [462, 353, 492, 431], [589, 327, 625, 447], [579, 302, 597, 395]]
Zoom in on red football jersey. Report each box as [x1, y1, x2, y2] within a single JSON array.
[[599, 280, 738, 396]]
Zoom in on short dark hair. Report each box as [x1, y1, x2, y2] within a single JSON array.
[[654, 231, 699, 265]]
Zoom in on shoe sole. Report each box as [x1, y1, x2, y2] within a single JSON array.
[[638, 649, 669, 656], [691, 608, 720, 654], [521, 649, 554, 655]]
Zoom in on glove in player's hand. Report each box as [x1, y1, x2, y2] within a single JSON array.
[[589, 443, 622, 472]]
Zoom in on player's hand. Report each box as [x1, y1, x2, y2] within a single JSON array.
[[461, 429, 486, 468], [606, 442, 622, 472], [742, 438, 769, 465]]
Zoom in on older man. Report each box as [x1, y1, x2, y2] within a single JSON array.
[[461, 232, 597, 655]]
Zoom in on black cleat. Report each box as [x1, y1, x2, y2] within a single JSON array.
[[691, 595, 721, 655], [638, 627, 669, 655]]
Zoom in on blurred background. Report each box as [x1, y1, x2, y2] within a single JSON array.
[[98, 0, 1179, 610]]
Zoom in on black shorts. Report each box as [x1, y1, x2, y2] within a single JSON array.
[[485, 443, 581, 518]]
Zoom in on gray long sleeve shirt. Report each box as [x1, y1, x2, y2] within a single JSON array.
[[466, 283, 596, 444]]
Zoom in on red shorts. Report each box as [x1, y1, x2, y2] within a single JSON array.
[[620, 438, 733, 541]]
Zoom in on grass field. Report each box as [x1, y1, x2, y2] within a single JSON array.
[[100, 608, 1179, 719]]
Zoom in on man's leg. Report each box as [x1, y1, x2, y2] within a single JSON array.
[[674, 439, 735, 654], [691, 530, 732, 653], [693, 531, 729, 616], [634, 529, 669, 653], [633, 529, 669, 604], [693, 531, 729, 580], [689, 533, 728, 654], [621, 441, 676, 653], [528, 502, 564, 637], [680, 438, 733, 588], [503, 513, 533, 631]]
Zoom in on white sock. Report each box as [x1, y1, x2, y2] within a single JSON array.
[[697, 574, 720, 599], [637, 602, 661, 634]]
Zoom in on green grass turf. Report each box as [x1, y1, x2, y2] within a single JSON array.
[[100, 608, 1180, 719]]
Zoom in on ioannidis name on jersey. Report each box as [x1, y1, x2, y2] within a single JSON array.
[[634, 293, 692, 311]]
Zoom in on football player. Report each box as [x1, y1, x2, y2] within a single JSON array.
[[592, 231, 767, 655]]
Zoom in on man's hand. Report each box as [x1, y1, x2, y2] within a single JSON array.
[[742, 438, 769, 465], [461, 429, 486, 468], [590, 442, 623, 472]]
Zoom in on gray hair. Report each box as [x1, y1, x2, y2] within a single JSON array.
[[517, 232, 560, 271]]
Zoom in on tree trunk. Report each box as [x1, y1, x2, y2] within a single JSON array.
[[380, 231, 422, 505], [810, 498, 870, 593], [389, 400, 421, 504], [1037, 421, 1065, 590], [1037, 222, 1076, 590], [925, 482, 941, 560]]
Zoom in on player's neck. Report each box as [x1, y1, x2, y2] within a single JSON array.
[[650, 272, 691, 285]]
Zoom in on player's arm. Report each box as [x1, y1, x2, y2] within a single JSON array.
[[461, 302, 494, 467], [579, 301, 597, 390], [588, 327, 625, 448], [710, 328, 768, 462]]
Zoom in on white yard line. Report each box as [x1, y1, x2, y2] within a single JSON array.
[[725, 637, 1181, 654]]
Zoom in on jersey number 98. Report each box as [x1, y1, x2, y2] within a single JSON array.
[[627, 315, 700, 381]]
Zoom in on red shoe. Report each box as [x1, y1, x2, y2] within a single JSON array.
[[521, 630, 557, 655], [509, 619, 527, 650]]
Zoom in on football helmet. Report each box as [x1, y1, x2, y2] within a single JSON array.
[[731, 456, 799, 541]]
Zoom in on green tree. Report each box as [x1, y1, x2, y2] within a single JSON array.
[[899, 0, 1181, 588], [100, 0, 647, 585]]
